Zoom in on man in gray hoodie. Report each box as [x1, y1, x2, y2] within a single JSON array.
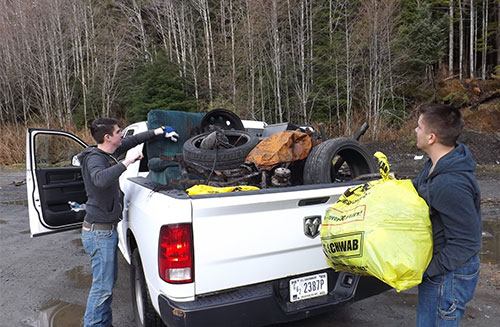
[[77, 118, 176, 327], [413, 104, 481, 326]]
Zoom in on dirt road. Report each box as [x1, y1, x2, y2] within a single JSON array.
[[1, 167, 499, 327]]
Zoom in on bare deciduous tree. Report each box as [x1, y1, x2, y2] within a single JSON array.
[[270, 0, 283, 123], [481, 0, 488, 80], [192, 0, 215, 105], [358, 0, 400, 139], [449, 0, 454, 77], [470, 0, 475, 78], [459, 0, 464, 79]]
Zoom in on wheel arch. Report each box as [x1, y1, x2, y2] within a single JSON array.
[[127, 228, 139, 261]]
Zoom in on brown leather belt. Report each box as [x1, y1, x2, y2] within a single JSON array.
[[82, 220, 117, 231]]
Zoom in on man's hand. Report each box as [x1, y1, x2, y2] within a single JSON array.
[[161, 126, 179, 142], [123, 152, 144, 167]]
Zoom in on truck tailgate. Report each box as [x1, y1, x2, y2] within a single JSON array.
[[191, 184, 352, 295]]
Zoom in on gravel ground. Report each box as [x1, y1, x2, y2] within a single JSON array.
[[1, 163, 499, 327]]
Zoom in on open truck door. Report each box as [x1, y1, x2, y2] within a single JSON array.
[[26, 129, 88, 237]]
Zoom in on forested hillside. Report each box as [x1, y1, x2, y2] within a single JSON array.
[[1, 0, 499, 138]]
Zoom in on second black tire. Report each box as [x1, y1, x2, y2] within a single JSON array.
[[183, 130, 260, 170], [303, 137, 376, 184]]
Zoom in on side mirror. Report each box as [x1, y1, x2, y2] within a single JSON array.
[[72, 155, 81, 167]]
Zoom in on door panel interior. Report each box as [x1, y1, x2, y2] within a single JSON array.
[[35, 168, 87, 228], [33, 132, 87, 229]]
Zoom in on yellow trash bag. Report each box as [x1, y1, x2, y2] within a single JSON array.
[[320, 152, 432, 292], [186, 184, 259, 195]]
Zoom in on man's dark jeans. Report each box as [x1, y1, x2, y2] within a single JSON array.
[[82, 228, 118, 327], [417, 254, 480, 326]]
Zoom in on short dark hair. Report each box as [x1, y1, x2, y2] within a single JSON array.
[[90, 118, 119, 144], [419, 104, 463, 147]]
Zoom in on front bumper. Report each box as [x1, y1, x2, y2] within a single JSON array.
[[158, 269, 390, 327]]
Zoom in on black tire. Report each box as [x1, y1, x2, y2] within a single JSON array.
[[183, 130, 259, 170], [303, 137, 376, 184], [131, 249, 165, 327], [200, 108, 244, 133]]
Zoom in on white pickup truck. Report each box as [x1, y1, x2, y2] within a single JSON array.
[[26, 112, 389, 327]]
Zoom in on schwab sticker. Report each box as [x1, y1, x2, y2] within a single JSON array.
[[322, 232, 363, 259]]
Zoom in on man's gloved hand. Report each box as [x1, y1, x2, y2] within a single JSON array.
[[161, 126, 179, 142]]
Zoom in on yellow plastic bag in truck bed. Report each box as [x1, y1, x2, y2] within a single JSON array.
[[186, 184, 259, 195], [320, 152, 432, 292]]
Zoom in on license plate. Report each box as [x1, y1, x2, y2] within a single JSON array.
[[289, 272, 328, 302]]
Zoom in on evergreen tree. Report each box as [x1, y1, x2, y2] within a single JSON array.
[[121, 56, 198, 123], [399, 0, 447, 78]]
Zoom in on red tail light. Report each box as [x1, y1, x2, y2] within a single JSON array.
[[158, 224, 194, 283]]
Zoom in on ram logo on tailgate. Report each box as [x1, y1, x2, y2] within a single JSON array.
[[304, 216, 321, 238]]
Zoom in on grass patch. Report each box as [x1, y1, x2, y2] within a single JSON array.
[[0, 163, 26, 172], [0, 123, 93, 166], [0, 124, 26, 166], [476, 165, 500, 178]]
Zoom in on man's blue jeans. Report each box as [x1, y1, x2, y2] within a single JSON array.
[[82, 228, 118, 327], [417, 254, 480, 327]]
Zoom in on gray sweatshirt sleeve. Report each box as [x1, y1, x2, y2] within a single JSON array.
[[86, 153, 127, 189], [113, 130, 156, 157]]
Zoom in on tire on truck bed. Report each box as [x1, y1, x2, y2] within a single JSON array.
[[183, 130, 260, 171], [303, 137, 376, 184]]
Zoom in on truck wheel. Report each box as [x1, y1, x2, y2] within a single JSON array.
[[303, 137, 376, 184], [131, 249, 165, 327], [183, 130, 259, 170]]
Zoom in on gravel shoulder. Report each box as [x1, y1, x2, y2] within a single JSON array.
[[1, 162, 499, 327], [0, 168, 134, 327]]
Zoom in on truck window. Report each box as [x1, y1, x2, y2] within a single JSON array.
[[120, 127, 148, 172], [34, 134, 83, 168], [124, 129, 135, 137]]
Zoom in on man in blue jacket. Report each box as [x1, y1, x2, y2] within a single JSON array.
[[413, 104, 481, 326], [77, 117, 177, 327]]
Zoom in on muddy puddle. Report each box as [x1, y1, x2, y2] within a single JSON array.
[[20, 269, 91, 326], [480, 220, 500, 265], [65, 266, 92, 288], [71, 238, 83, 247], [22, 300, 85, 327]]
